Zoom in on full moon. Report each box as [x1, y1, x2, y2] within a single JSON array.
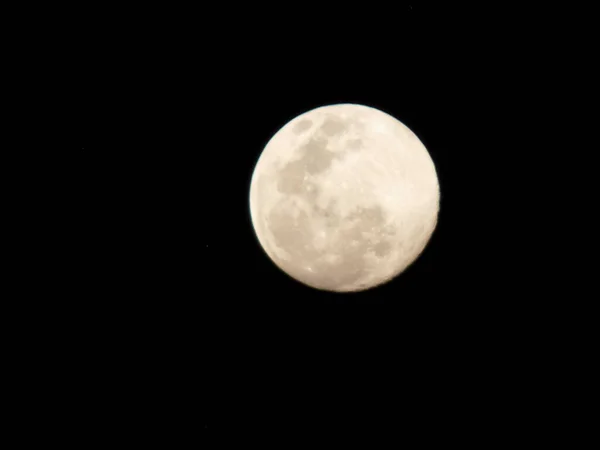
[[249, 103, 440, 292]]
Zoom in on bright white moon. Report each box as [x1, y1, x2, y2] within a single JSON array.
[[249, 103, 440, 292]]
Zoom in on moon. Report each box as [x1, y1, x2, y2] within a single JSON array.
[[249, 103, 440, 292]]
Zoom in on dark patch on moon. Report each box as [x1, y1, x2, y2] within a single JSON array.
[[268, 201, 310, 253], [293, 119, 312, 134], [346, 205, 386, 226], [276, 128, 363, 196], [373, 240, 392, 257], [275, 137, 337, 196], [321, 118, 346, 136], [297, 138, 337, 176], [276, 159, 306, 195]]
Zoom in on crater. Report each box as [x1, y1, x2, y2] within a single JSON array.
[[303, 181, 319, 201], [313, 200, 341, 229]]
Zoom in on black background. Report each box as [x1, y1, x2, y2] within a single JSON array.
[[23, 2, 589, 442]]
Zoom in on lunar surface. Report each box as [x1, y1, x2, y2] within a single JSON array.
[[249, 103, 439, 292]]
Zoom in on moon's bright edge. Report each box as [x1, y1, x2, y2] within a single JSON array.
[[250, 103, 440, 292]]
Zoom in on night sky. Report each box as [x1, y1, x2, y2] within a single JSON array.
[[54, 2, 574, 441]]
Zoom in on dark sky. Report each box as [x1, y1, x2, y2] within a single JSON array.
[[54, 3, 578, 439]]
